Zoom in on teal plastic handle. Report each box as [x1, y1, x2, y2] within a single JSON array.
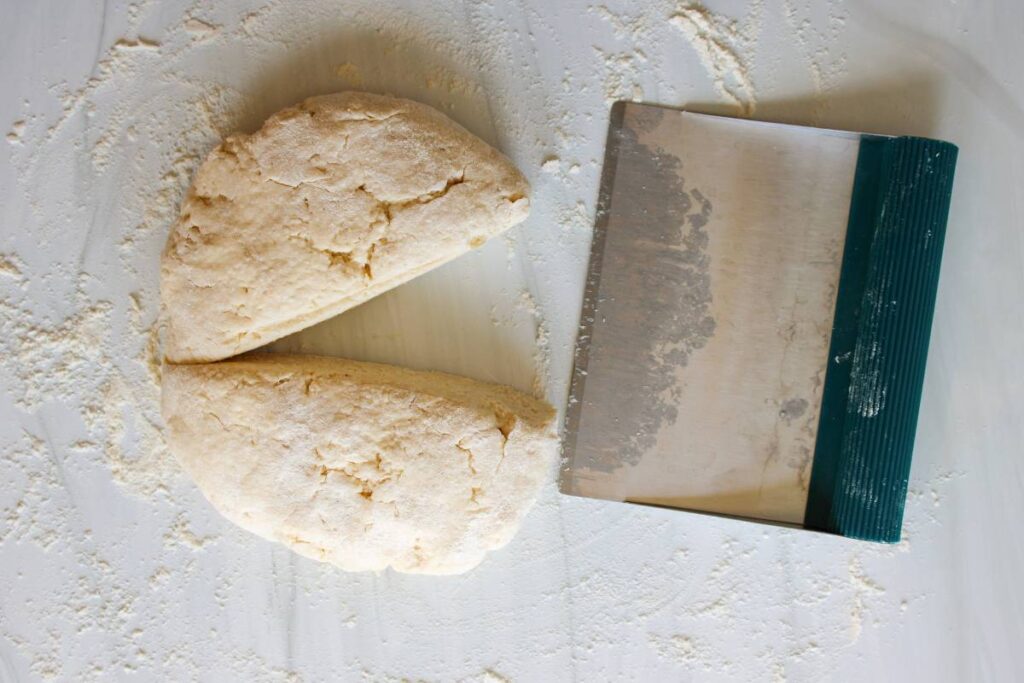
[[805, 135, 958, 542]]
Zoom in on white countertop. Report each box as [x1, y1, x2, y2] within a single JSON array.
[[1, 0, 1020, 680]]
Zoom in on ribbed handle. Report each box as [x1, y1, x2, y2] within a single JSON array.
[[806, 135, 958, 542]]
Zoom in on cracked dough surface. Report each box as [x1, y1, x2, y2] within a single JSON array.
[[161, 91, 531, 363], [161, 355, 557, 575]]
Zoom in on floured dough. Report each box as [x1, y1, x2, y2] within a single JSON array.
[[161, 92, 530, 363], [161, 354, 557, 574]]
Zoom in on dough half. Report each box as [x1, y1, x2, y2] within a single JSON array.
[[161, 92, 530, 363], [161, 354, 556, 574]]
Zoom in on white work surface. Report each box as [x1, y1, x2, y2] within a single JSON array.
[[1, 0, 1020, 680]]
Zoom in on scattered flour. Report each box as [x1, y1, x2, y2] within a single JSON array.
[[782, 0, 849, 101], [648, 633, 703, 668], [0, 252, 24, 278], [467, 669, 512, 683], [517, 290, 551, 398], [164, 513, 219, 550], [6, 120, 26, 144], [183, 17, 221, 40], [558, 200, 591, 233], [848, 556, 885, 643], [591, 4, 652, 104], [669, 2, 760, 115], [112, 37, 162, 51]]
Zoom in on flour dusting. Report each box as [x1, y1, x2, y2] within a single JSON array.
[[782, 0, 849, 104], [669, 2, 759, 114], [591, 4, 653, 105], [0, 252, 24, 278]]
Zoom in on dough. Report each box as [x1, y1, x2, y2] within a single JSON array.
[[161, 354, 557, 574], [161, 92, 530, 363]]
